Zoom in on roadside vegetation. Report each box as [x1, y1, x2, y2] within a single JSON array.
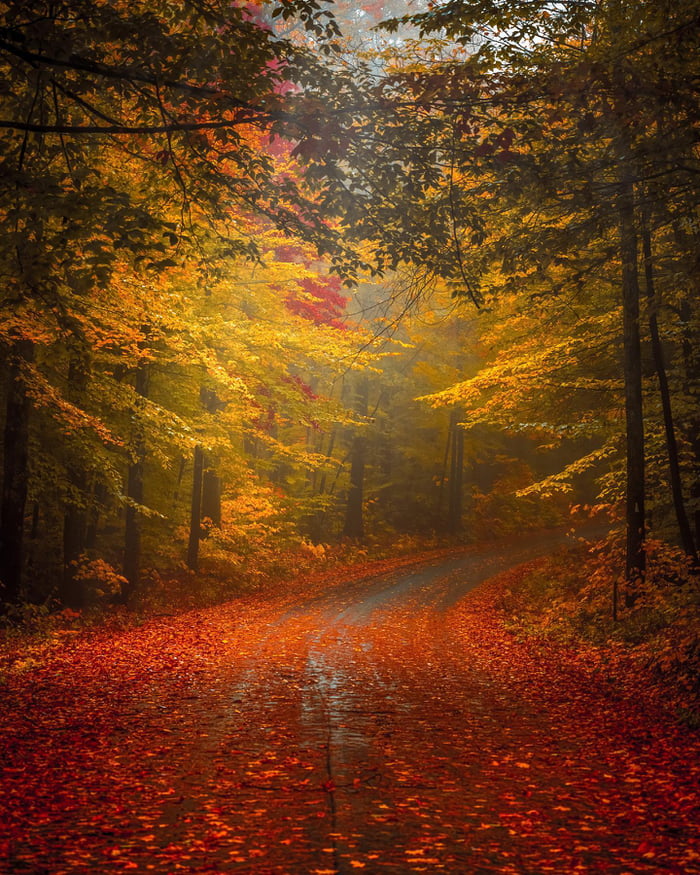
[[496, 536, 700, 725]]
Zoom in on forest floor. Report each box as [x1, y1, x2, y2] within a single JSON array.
[[1, 530, 699, 874]]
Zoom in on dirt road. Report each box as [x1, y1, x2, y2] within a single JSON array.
[[2, 533, 699, 873]]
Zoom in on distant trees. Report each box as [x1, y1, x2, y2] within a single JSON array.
[[297, 0, 700, 589]]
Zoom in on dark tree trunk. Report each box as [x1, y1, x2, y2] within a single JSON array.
[[305, 430, 337, 543], [85, 482, 107, 550], [201, 465, 221, 528], [61, 355, 90, 607], [187, 444, 204, 570], [437, 421, 452, 515], [123, 359, 150, 601], [0, 340, 34, 604], [199, 386, 223, 538], [343, 379, 368, 541], [123, 462, 144, 597], [678, 296, 700, 552], [343, 436, 366, 540], [26, 501, 40, 576], [317, 429, 336, 496], [617, 179, 646, 597], [172, 456, 187, 507], [187, 387, 226, 569], [62, 504, 87, 607], [447, 408, 464, 534], [641, 212, 697, 563], [30, 501, 39, 539]]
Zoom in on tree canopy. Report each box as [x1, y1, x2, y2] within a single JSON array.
[[1, 0, 698, 612]]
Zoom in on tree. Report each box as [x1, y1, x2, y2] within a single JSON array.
[[342, 376, 369, 540], [0, 341, 33, 602], [292, 0, 700, 585], [0, 0, 359, 603]]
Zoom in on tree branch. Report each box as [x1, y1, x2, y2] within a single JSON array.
[[0, 117, 263, 135], [0, 35, 243, 101]]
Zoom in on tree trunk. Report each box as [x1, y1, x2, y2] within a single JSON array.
[[0, 340, 34, 604], [85, 482, 107, 550], [187, 386, 225, 568], [617, 178, 646, 597], [201, 464, 221, 528], [343, 378, 368, 541], [317, 429, 336, 496], [172, 456, 187, 507], [61, 355, 90, 607], [437, 419, 452, 515], [123, 359, 150, 601], [448, 408, 464, 534], [343, 435, 366, 540], [62, 503, 87, 607], [677, 295, 700, 551], [187, 444, 204, 570], [25, 501, 40, 576], [199, 387, 223, 538], [641, 211, 697, 562]]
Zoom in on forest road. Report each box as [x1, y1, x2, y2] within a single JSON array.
[[2, 528, 699, 874]]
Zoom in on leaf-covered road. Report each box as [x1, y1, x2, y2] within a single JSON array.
[[2, 534, 699, 874]]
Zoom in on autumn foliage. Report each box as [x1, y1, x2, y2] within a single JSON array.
[[1, 5, 700, 869]]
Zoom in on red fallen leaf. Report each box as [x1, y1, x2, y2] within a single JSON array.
[[320, 779, 336, 792], [635, 841, 656, 857]]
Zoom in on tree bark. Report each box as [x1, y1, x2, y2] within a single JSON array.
[[641, 211, 697, 562], [617, 178, 646, 596], [343, 378, 368, 541], [123, 358, 150, 601], [201, 465, 221, 528], [61, 354, 90, 607], [0, 340, 34, 604], [187, 386, 225, 568], [187, 444, 204, 570], [317, 429, 336, 496], [677, 295, 700, 552], [172, 456, 187, 507], [447, 408, 464, 534], [85, 481, 107, 550], [62, 502, 87, 606]]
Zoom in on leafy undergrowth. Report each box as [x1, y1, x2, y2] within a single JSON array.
[[494, 537, 700, 725]]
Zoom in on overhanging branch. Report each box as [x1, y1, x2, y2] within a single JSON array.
[[0, 117, 264, 135]]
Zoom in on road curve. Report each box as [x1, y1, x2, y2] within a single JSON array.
[[2, 527, 698, 874]]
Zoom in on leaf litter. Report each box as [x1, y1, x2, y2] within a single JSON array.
[[1, 543, 699, 873]]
